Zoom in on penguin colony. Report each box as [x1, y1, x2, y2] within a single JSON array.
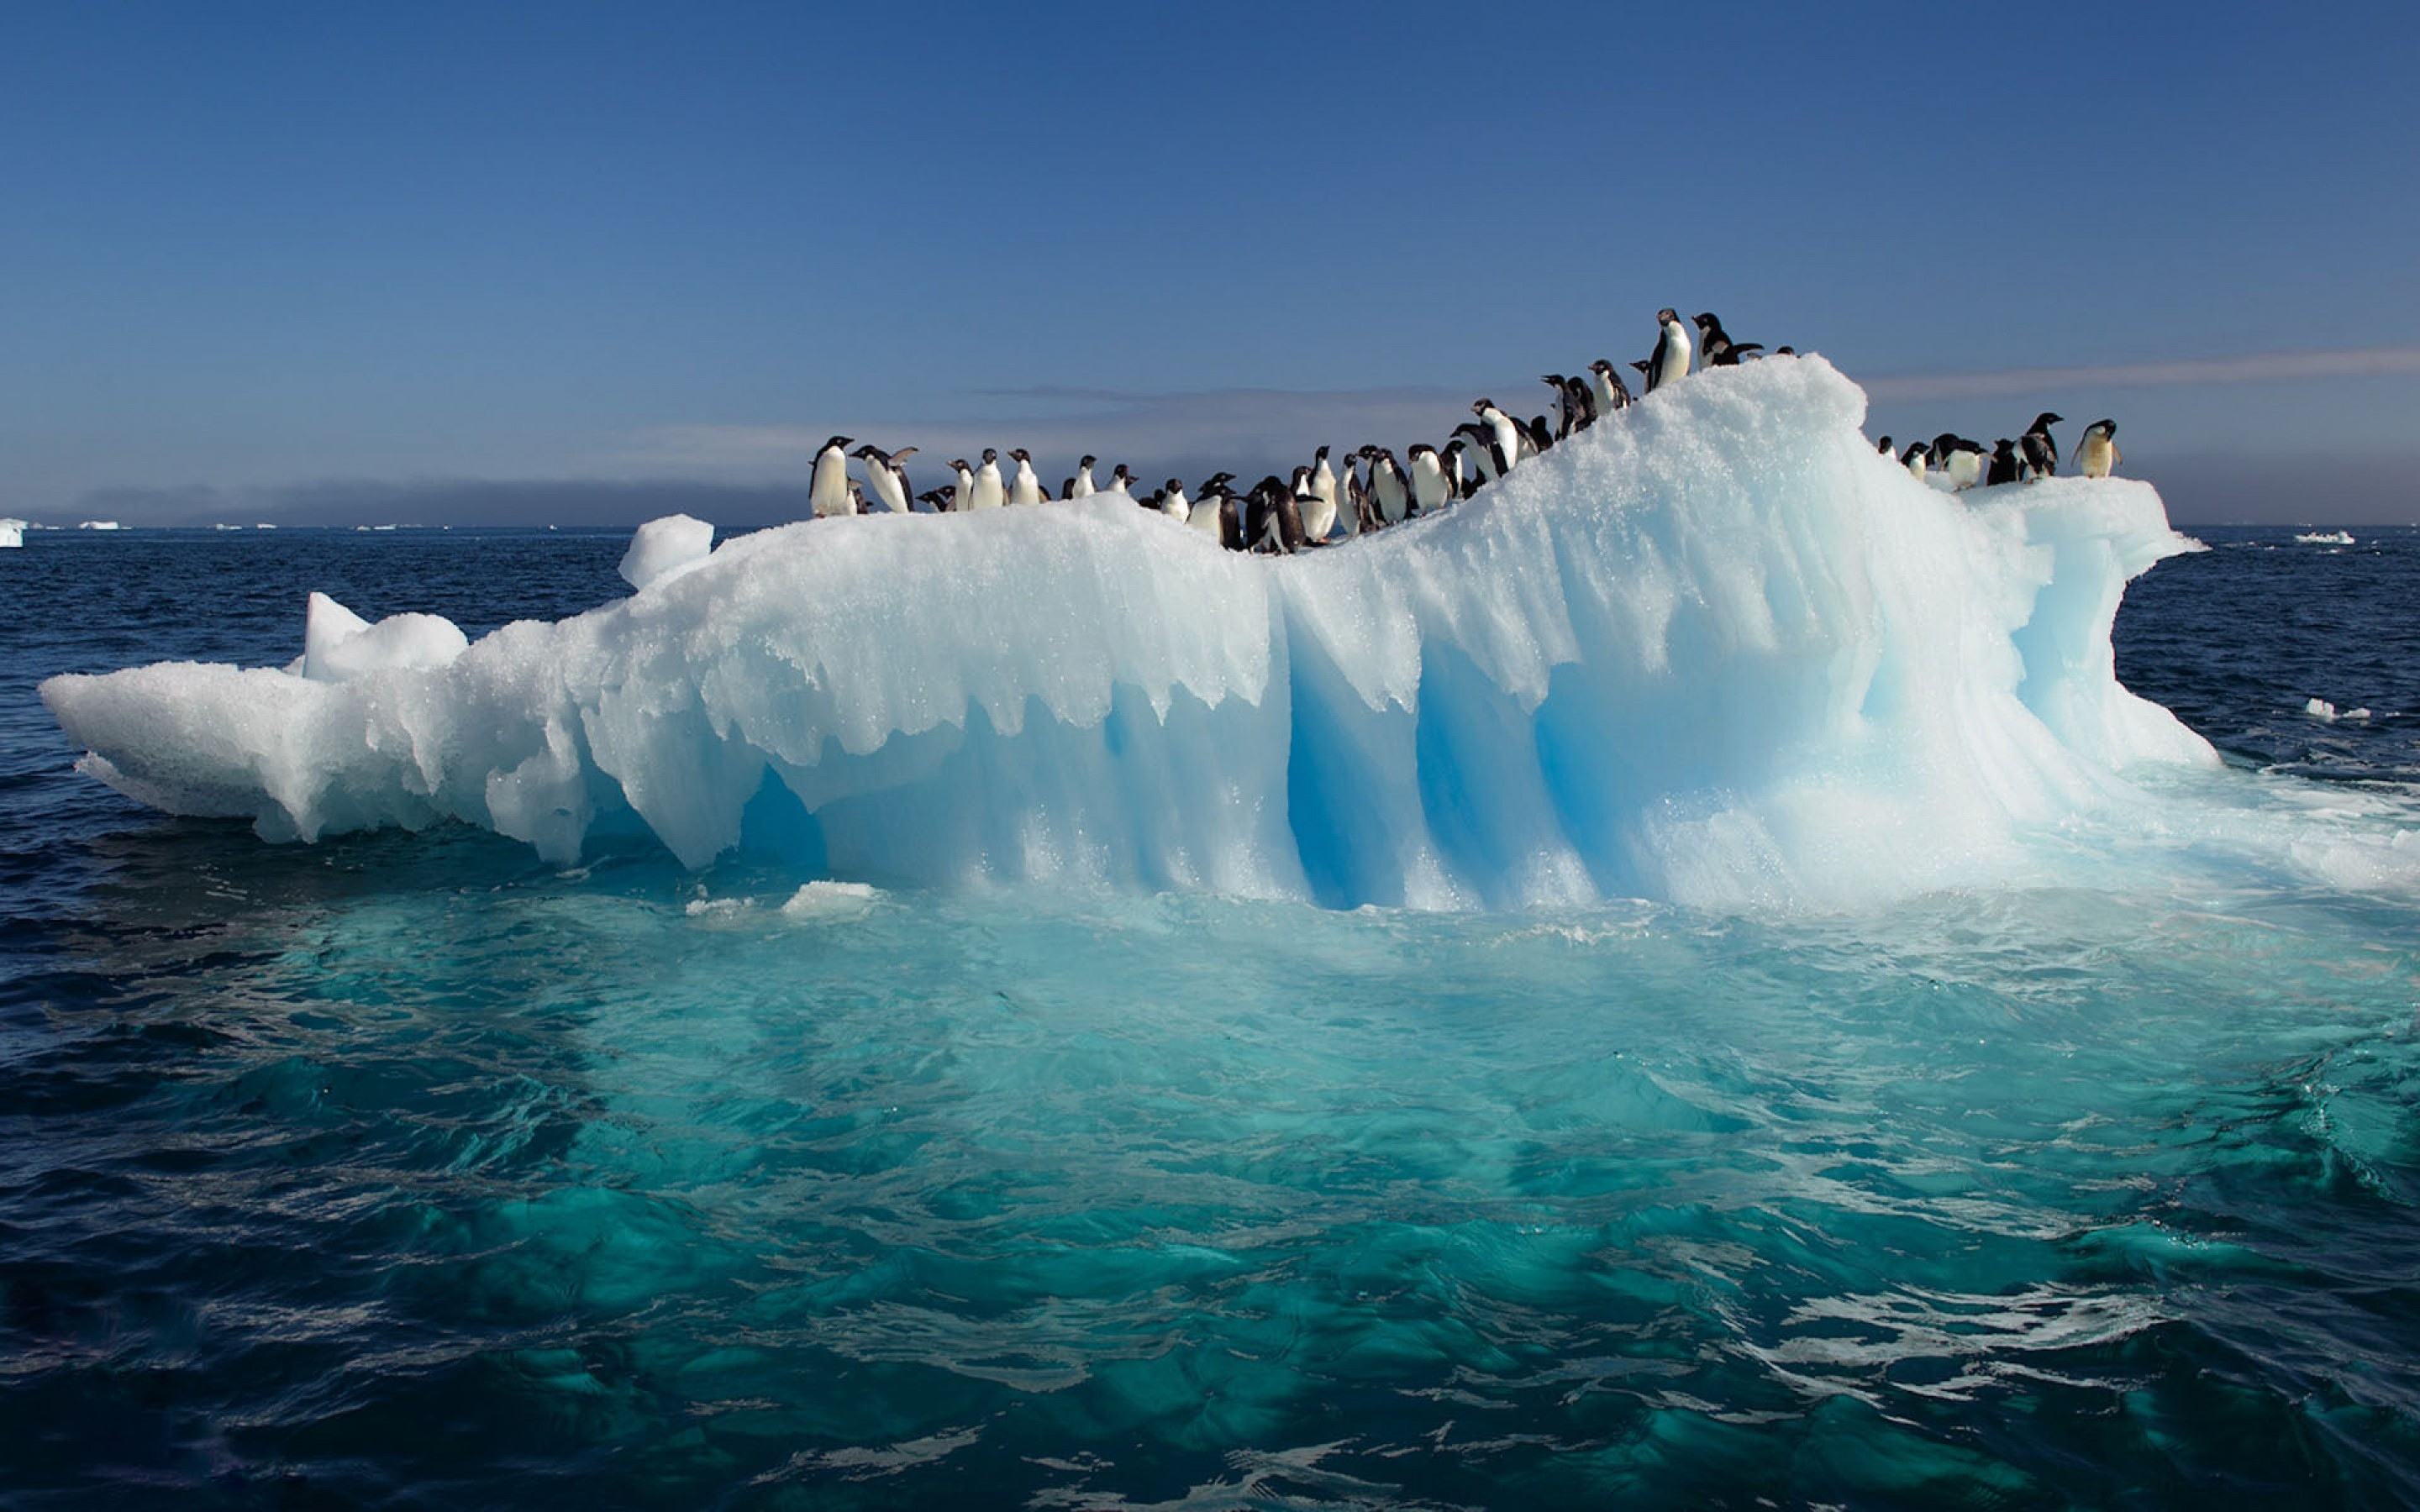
[[804, 308, 2123, 551]]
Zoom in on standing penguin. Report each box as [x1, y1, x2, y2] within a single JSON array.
[[948, 458, 977, 512], [2073, 419, 2120, 478], [968, 449, 1007, 509], [810, 435, 856, 517], [1363, 447, 1413, 524], [1876, 435, 1895, 455], [1587, 359, 1633, 417], [1539, 375, 1571, 438], [1107, 464, 1139, 496], [1068, 455, 1098, 499], [1442, 437, 1472, 500], [1307, 445, 1339, 539], [1190, 473, 1237, 541], [1901, 443, 1930, 483], [1160, 479, 1192, 522], [1453, 422, 1502, 484], [1933, 434, 1986, 491], [1471, 399, 1523, 477], [1007, 449, 1046, 505], [1407, 444, 1454, 514], [1986, 438, 2021, 486], [2019, 413, 2062, 481], [851, 444, 917, 513], [1338, 449, 1370, 536], [1646, 308, 1693, 392]]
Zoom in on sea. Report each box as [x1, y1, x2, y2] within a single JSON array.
[[3, 523, 2417, 1508]]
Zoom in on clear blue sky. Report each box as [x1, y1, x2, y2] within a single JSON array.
[[3, 0, 2416, 524]]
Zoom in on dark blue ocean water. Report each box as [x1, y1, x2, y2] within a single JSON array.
[[3, 524, 2418, 1508]]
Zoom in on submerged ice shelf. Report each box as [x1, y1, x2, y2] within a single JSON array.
[[44, 358, 2254, 910]]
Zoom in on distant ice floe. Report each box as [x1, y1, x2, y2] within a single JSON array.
[[53, 356, 2406, 912], [2304, 699, 2373, 724], [0, 518, 25, 549], [76, 520, 123, 531], [2294, 531, 2355, 546]]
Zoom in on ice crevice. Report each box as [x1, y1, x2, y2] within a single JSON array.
[[41, 357, 2229, 911]]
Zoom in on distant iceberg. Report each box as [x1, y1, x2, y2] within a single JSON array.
[[43, 358, 2229, 910], [2295, 530, 2355, 546], [76, 519, 123, 531], [0, 518, 24, 549]]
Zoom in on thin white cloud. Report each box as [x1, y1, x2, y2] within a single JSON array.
[[1864, 345, 2420, 401]]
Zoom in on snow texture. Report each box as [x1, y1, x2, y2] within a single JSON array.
[[42, 357, 2225, 910], [618, 513, 715, 591]]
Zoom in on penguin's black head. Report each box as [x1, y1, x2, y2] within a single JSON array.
[[2094, 418, 2117, 436], [950, 459, 970, 472], [1877, 436, 1893, 453], [1444, 438, 1465, 454], [1314, 444, 1329, 462], [981, 448, 998, 464], [2031, 413, 2063, 431], [849, 444, 877, 459], [1165, 478, 1183, 492], [1009, 448, 1031, 463], [1471, 398, 1494, 415], [1933, 433, 1958, 454], [1629, 360, 1651, 375], [1994, 438, 2016, 454], [824, 435, 853, 452], [1656, 307, 1679, 326], [1693, 311, 1721, 328], [1541, 373, 1565, 386]]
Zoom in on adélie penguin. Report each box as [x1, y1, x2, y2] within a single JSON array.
[[1160, 479, 1192, 522], [1362, 447, 1413, 524], [968, 449, 1007, 509], [1901, 442, 1929, 483], [1307, 446, 1339, 538], [948, 458, 976, 512], [1646, 308, 1693, 392], [1452, 422, 1502, 483], [2019, 413, 2062, 481], [1442, 437, 1471, 500], [1107, 464, 1139, 496], [1471, 398, 1523, 476], [2073, 419, 2120, 478], [1407, 444, 1453, 514], [1986, 438, 2021, 486], [1587, 359, 1633, 415], [810, 435, 856, 517], [1933, 434, 1985, 491], [850, 444, 916, 513], [1068, 455, 1098, 499], [1007, 448, 1045, 505]]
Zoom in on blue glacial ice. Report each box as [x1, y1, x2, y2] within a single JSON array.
[[48, 355, 2379, 911]]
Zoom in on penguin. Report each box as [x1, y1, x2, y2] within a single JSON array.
[[1007, 448, 1045, 505], [1339, 450, 1370, 536], [1876, 435, 1895, 455], [1407, 444, 1453, 514], [1107, 464, 1139, 496], [1524, 416, 1555, 456], [1059, 477, 1075, 501], [1362, 447, 1413, 524], [810, 435, 856, 517], [1471, 399, 1523, 476], [1442, 437, 1472, 500], [1068, 455, 1098, 499], [1691, 312, 1764, 367], [1936, 435, 1985, 491], [1986, 438, 2021, 486], [1646, 308, 1693, 392], [2020, 413, 2062, 481], [1160, 479, 1192, 522], [968, 449, 1007, 509], [1587, 359, 1633, 416], [916, 487, 953, 512], [2073, 419, 2119, 479], [1191, 473, 1237, 540], [1453, 422, 1502, 483], [946, 459, 976, 512], [1901, 443, 1929, 483], [1540, 375, 1570, 438], [1292, 465, 1334, 542], [1563, 373, 1597, 431], [1307, 445, 1339, 539], [1349, 454, 1381, 535], [1245, 475, 1308, 554], [851, 444, 916, 513]]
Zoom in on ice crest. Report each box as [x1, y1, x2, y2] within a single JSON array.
[[42, 358, 2234, 910]]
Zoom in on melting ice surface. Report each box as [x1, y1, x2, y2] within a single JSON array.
[[55, 355, 2410, 912]]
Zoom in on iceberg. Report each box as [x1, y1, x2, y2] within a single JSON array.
[[0, 517, 24, 549], [2295, 530, 2355, 545], [41, 357, 2233, 910]]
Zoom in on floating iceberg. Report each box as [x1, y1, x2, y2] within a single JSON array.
[[44, 358, 2236, 910], [76, 519, 122, 531], [2295, 530, 2355, 545], [0, 518, 24, 549]]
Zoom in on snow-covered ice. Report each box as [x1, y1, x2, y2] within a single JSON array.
[[618, 513, 715, 591], [0, 518, 24, 549], [292, 591, 469, 682], [45, 356, 2309, 910]]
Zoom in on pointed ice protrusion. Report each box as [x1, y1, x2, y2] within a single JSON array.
[[299, 591, 466, 682]]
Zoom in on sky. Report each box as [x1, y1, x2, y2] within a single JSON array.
[[3, 1, 2417, 527]]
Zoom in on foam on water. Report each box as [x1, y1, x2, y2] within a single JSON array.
[[56, 357, 2377, 912]]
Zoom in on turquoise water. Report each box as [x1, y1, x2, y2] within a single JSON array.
[[6, 529, 2420, 1505]]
